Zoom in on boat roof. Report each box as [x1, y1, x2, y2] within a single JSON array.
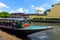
[[0, 18, 25, 21]]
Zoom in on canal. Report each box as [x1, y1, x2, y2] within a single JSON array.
[[28, 22, 60, 40]]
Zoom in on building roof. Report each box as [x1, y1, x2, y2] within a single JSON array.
[[52, 3, 60, 7], [10, 13, 25, 15], [10, 13, 29, 16], [54, 3, 60, 5], [10, 13, 46, 16]]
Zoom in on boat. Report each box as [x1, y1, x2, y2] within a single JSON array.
[[0, 18, 53, 39]]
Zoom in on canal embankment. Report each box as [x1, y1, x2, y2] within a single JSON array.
[[29, 20, 60, 23], [28, 18, 60, 23]]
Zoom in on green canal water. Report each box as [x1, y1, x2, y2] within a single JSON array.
[[28, 22, 60, 40]]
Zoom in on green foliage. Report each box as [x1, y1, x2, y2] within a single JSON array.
[[0, 12, 10, 18], [33, 18, 37, 20], [33, 18, 44, 20], [32, 18, 60, 21], [45, 18, 60, 20], [36, 18, 40, 20], [39, 18, 44, 20]]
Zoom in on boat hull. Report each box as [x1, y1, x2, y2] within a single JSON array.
[[0, 26, 52, 38]]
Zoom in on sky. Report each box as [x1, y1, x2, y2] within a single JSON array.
[[0, 0, 60, 14]]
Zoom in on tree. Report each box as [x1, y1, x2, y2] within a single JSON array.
[[0, 12, 10, 18], [44, 9, 51, 15]]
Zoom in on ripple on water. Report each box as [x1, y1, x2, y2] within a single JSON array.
[[28, 30, 51, 40]]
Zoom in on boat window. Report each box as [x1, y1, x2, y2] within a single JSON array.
[[22, 20, 29, 24], [52, 5, 54, 7]]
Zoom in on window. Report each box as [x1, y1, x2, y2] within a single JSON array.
[[52, 5, 54, 7]]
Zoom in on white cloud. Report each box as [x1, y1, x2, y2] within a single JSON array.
[[10, 10, 17, 13], [30, 5, 35, 9], [41, 4, 52, 9], [0, 2, 9, 8], [30, 5, 44, 11], [16, 8, 24, 13], [24, 9, 29, 13], [54, 0, 60, 2], [41, 4, 49, 7], [54, 0, 60, 3], [11, 8, 29, 13], [35, 7, 44, 14], [35, 7, 44, 11], [16, 8, 29, 13], [35, 7, 45, 13], [35, 7, 38, 10], [38, 7, 44, 11]]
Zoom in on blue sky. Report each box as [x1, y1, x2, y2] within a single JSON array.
[[0, 0, 60, 14]]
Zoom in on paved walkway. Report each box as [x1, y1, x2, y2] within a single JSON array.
[[0, 30, 22, 40]]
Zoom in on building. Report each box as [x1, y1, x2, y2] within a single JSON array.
[[29, 3, 60, 19], [10, 13, 29, 18]]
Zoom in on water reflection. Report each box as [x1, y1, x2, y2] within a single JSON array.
[[28, 22, 60, 40]]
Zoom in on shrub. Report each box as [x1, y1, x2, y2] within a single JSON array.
[[45, 18, 60, 20]]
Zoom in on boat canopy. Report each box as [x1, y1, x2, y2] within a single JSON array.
[[0, 18, 25, 21]]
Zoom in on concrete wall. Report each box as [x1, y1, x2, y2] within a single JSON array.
[[47, 4, 60, 18]]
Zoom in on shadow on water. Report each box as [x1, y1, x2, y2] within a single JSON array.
[[27, 22, 60, 40]]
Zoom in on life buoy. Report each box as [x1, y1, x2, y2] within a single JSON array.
[[22, 24, 30, 28]]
